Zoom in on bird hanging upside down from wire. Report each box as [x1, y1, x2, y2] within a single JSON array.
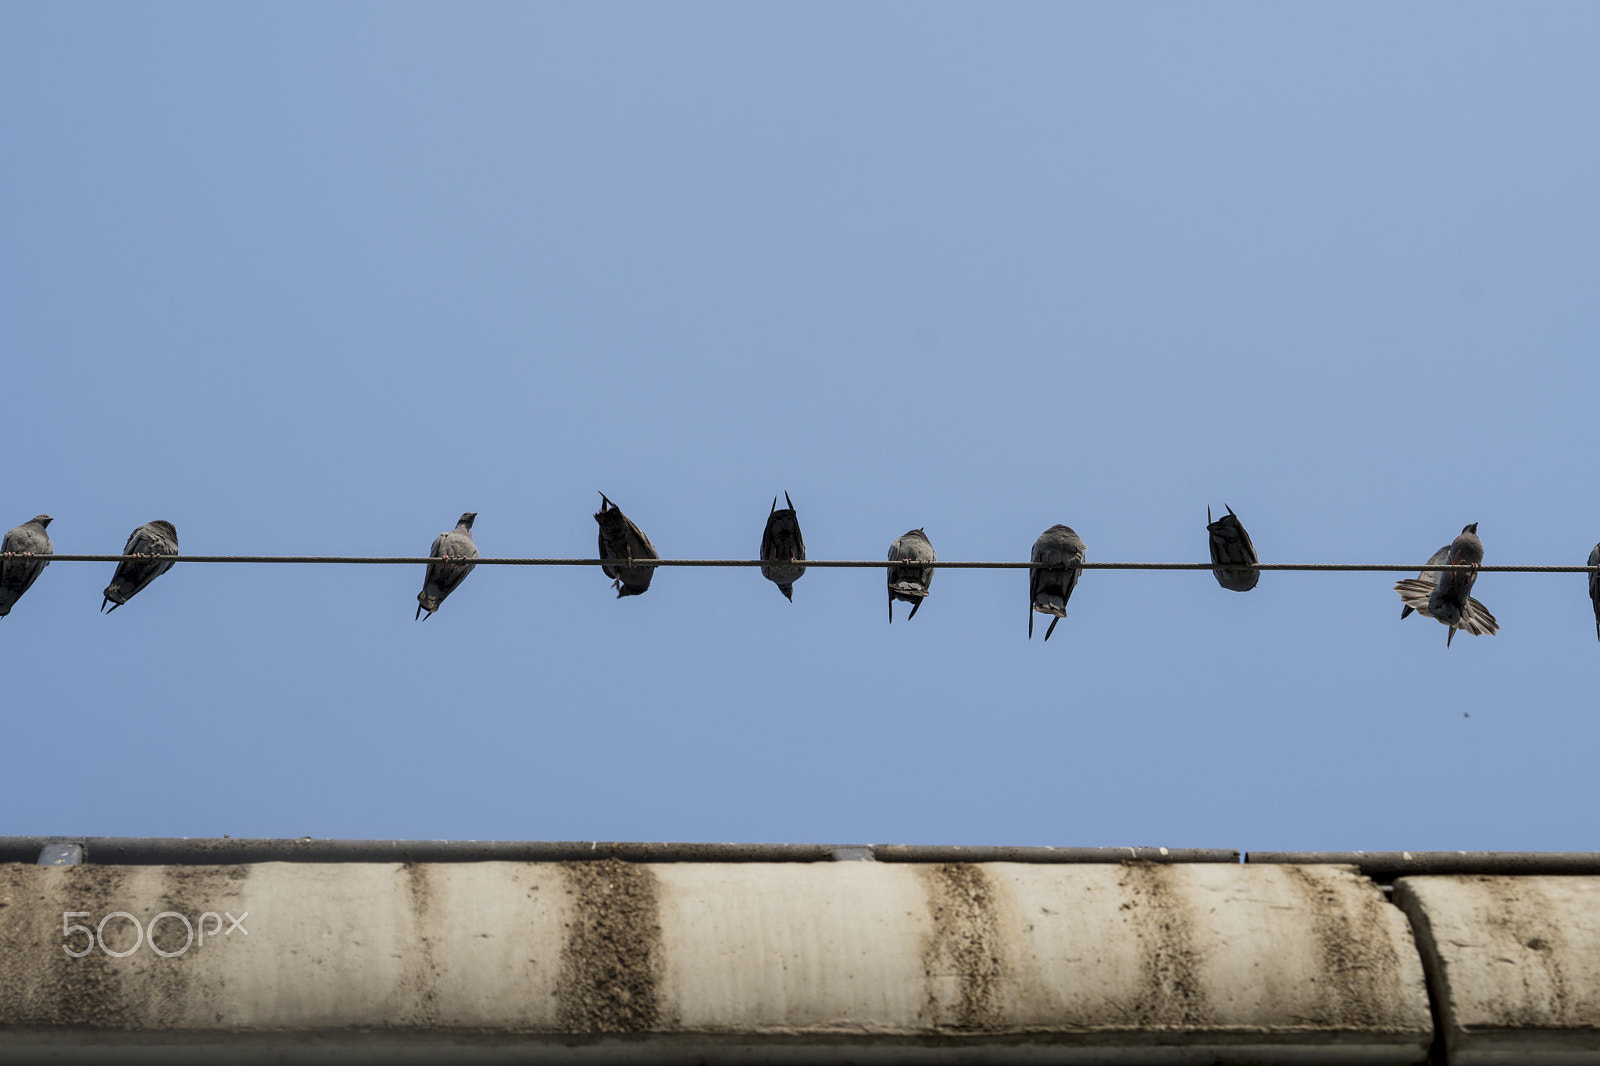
[[1394, 523, 1498, 647]]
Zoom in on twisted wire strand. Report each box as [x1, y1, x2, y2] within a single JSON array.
[[10, 555, 1599, 572]]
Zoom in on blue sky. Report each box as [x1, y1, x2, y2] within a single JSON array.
[[4, 4, 1598, 849]]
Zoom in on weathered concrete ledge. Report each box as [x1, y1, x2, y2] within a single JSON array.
[[0, 861, 1430, 1063], [0, 838, 1240, 865], [1252, 852, 1600, 881], [1396, 875, 1600, 1066]]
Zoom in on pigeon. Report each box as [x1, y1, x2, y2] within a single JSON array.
[[887, 528, 935, 622], [1399, 545, 1452, 620], [0, 515, 53, 618], [1589, 543, 1600, 643], [1393, 523, 1498, 647], [595, 493, 659, 598], [1206, 506, 1259, 592], [1030, 525, 1085, 640], [759, 492, 806, 602], [101, 520, 179, 613], [416, 512, 479, 619]]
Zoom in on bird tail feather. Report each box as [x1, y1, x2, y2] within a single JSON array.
[[1394, 579, 1435, 617], [1031, 597, 1068, 618], [1460, 597, 1499, 636]]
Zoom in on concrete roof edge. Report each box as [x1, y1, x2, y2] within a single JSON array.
[[1247, 851, 1600, 880], [0, 838, 1241, 866]]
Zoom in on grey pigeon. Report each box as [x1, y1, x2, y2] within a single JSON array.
[[1399, 545, 1452, 620], [101, 520, 179, 613], [887, 528, 935, 622], [1206, 506, 1259, 592], [1393, 523, 1498, 647], [759, 492, 806, 602], [1589, 543, 1600, 643], [595, 493, 658, 598], [0, 515, 53, 618], [416, 512, 479, 620], [1030, 524, 1085, 640]]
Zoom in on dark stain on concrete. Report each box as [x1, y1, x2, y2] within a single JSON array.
[[1118, 862, 1209, 1027], [0, 863, 136, 1028], [149, 864, 250, 1027], [556, 860, 665, 1033], [1281, 865, 1411, 1029], [385, 862, 443, 1027], [920, 863, 1004, 1030], [0, 863, 254, 1031]]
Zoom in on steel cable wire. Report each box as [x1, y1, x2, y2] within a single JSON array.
[[10, 555, 1599, 572]]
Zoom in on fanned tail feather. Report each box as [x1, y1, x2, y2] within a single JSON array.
[[1394, 579, 1435, 617], [1460, 597, 1498, 637]]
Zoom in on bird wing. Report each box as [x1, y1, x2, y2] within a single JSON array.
[[1059, 564, 1081, 608], [1030, 567, 1079, 616], [0, 524, 50, 603], [1419, 545, 1452, 581], [888, 533, 935, 595], [1233, 520, 1258, 566], [624, 514, 658, 560], [1208, 523, 1258, 568], [593, 511, 656, 595], [759, 510, 789, 564], [105, 526, 180, 603], [1589, 546, 1600, 633], [424, 530, 478, 600], [597, 523, 618, 580], [0, 529, 19, 587], [759, 516, 777, 563]]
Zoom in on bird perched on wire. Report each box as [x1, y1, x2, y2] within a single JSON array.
[[1399, 544, 1452, 620], [887, 528, 935, 622], [416, 512, 478, 620], [0, 514, 53, 618], [759, 492, 806, 602], [1030, 525, 1085, 640], [102, 520, 179, 613], [595, 493, 658, 598], [1206, 506, 1259, 592], [1588, 542, 1600, 643], [1393, 523, 1498, 647]]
